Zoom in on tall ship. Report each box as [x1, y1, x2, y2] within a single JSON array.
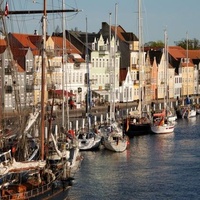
[[0, 1, 82, 199]]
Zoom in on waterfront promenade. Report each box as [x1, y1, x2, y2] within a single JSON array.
[[3, 96, 200, 130]]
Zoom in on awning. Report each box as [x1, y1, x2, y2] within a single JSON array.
[[93, 90, 110, 96], [51, 89, 76, 97]]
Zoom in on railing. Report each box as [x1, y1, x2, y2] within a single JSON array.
[[1, 182, 52, 199], [1, 169, 70, 199]]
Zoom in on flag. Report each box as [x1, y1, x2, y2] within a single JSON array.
[[4, 2, 9, 17]]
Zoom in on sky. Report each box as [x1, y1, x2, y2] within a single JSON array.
[[5, 0, 200, 45]]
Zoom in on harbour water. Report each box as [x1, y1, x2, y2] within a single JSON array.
[[67, 115, 200, 200]]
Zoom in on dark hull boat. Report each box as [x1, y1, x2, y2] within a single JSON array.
[[124, 118, 151, 137], [1, 176, 72, 200]]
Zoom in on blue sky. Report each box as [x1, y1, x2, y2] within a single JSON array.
[[6, 0, 200, 45]]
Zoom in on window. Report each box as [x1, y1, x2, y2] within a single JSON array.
[[96, 58, 98, 67]]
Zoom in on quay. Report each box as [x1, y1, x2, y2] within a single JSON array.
[[3, 96, 200, 132]]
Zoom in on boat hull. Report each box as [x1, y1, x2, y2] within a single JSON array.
[[30, 183, 71, 200], [78, 137, 101, 151], [0, 179, 72, 200], [151, 124, 174, 134], [125, 123, 151, 137], [176, 106, 196, 118], [103, 138, 127, 152]]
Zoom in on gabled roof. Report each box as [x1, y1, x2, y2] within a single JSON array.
[[148, 49, 163, 65], [168, 46, 196, 67], [0, 38, 6, 46], [51, 36, 81, 54], [0, 39, 6, 53], [16, 62, 25, 73], [111, 25, 138, 42], [168, 46, 185, 60], [10, 33, 37, 50], [188, 50, 200, 59], [9, 33, 39, 56], [111, 25, 126, 41], [122, 32, 138, 42]]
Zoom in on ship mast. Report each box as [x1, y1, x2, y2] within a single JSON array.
[[40, 0, 47, 161], [138, 0, 143, 118], [0, 1, 22, 129]]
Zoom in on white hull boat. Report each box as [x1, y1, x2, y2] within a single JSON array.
[[78, 131, 102, 151], [151, 109, 175, 134], [101, 122, 128, 152], [151, 123, 175, 134]]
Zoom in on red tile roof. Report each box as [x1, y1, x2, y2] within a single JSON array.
[[51, 36, 81, 54], [111, 25, 126, 41], [0, 38, 7, 53], [9, 33, 40, 56], [188, 50, 200, 59], [168, 46, 200, 60]]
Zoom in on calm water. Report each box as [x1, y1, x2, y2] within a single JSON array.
[[67, 116, 200, 200]]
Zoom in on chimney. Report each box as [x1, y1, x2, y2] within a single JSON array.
[[34, 30, 38, 35]]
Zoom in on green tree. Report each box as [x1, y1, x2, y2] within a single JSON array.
[[144, 40, 164, 48], [174, 38, 200, 50]]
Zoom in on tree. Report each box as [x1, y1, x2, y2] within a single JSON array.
[[144, 40, 164, 48], [174, 38, 200, 50]]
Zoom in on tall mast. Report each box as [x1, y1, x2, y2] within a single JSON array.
[[62, 0, 68, 130], [40, 0, 47, 161], [109, 3, 118, 122], [138, 0, 143, 118], [0, 1, 22, 127], [166, 30, 169, 107], [164, 29, 167, 108], [109, 12, 112, 120], [113, 3, 118, 121], [186, 32, 189, 97], [85, 17, 91, 129]]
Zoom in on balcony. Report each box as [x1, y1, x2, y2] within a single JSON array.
[[99, 50, 109, 55]]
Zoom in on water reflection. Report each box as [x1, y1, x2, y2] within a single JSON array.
[[68, 115, 200, 200]]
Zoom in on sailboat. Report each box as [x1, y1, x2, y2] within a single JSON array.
[[124, 0, 151, 137], [0, 1, 82, 199], [77, 17, 102, 151], [164, 32, 177, 123], [101, 5, 128, 152], [175, 33, 196, 119], [151, 30, 175, 134]]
